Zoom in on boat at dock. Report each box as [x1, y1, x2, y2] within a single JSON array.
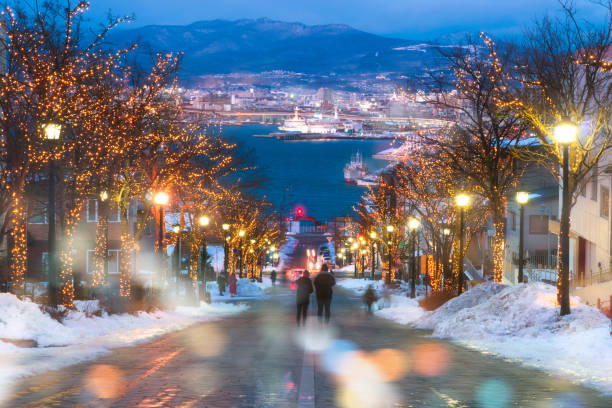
[[344, 152, 368, 184]]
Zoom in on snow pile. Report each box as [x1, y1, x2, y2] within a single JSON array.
[[375, 282, 612, 393], [206, 277, 270, 299], [0, 293, 248, 403], [376, 295, 427, 325], [337, 278, 385, 294]]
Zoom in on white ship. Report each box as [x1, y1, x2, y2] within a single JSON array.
[[344, 152, 368, 183], [279, 106, 346, 134]]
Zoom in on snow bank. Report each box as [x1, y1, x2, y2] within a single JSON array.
[[337, 278, 385, 294], [375, 282, 612, 393], [206, 277, 271, 300], [0, 293, 248, 403]]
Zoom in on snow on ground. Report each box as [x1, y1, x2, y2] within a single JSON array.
[[0, 293, 248, 404], [373, 281, 612, 394], [206, 277, 272, 300]]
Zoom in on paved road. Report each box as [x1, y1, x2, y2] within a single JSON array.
[[5, 284, 612, 407], [5, 233, 612, 407]]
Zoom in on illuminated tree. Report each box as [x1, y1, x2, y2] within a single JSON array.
[[424, 34, 528, 283], [506, 2, 612, 315]]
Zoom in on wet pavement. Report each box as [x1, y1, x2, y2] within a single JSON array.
[[4, 282, 612, 407]]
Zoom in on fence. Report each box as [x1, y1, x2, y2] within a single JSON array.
[[527, 268, 557, 283]]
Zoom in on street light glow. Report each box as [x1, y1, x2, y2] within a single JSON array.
[[386, 225, 395, 233], [553, 122, 578, 144], [516, 191, 529, 205], [408, 218, 420, 230], [443, 228, 451, 236], [370, 231, 377, 239], [99, 191, 108, 202], [455, 193, 470, 208], [199, 216, 210, 226], [154, 192, 169, 205], [42, 123, 62, 140], [222, 223, 230, 231], [172, 225, 180, 234], [238, 230, 246, 237]]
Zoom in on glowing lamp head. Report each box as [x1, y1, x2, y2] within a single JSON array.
[[455, 193, 470, 208], [172, 225, 180, 234], [386, 225, 395, 233], [154, 192, 169, 206], [516, 191, 529, 205], [443, 228, 451, 236], [297, 208, 303, 216], [42, 123, 62, 140], [238, 230, 246, 237], [222, 223, 230, 231], [370, 231, 377, 239], [359, 235, 365, 242], [100, 191, 108, 202], [250, 239, 256, 244], [553, 122, 577, 145], [348, 237, 354, 243], [408, 218, 420, 230], [199, 216, 210, 226]]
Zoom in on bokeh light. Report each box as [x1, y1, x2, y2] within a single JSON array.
[[85, 364, 125, 399], [475, 378, 513, 408], [412, 342, 452, 377]]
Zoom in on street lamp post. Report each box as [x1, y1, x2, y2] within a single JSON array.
[[455, 193, 470, 296], [222, 223, 230, 275], [154, 192, 169, 287], [43, 123, 62, 307], [442, 227, 451, 288], [386, 225, 395, 285], [370, 231, 377, 280], [238, 229, 246, 278], [554, 122, 577, 316], [172, 224, 181, 295], [199, 216, 210, 298], [516, 191, 529, 284], [408, 218, 420, 298]]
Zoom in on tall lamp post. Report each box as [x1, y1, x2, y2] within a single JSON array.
[[238, 229, 246, 278], [43, 123, 62, 306], [408, 217, 420, 298], [199, 216, 210, 297], [222, 223, 230, 274], [516, 191, 529, 284], [442, 226, 451, 288], [154, 192, 170, 286], [370, 231, 377, 280], [554, 122, 577, 316], [455, 193, 470, 296], [386, 225, 395, 285]]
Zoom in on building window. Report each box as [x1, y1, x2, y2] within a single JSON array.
[[87, 199, 98, 222], [529, 215, 548, 235], [601, 186, 610, 218], [591, 171, 598, 201], [41, 252, 49, 277], [29, 201, 48, 224], [108, 250, 120, 274], [108, 203, 121, 223]]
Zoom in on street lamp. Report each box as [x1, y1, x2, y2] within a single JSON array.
[[370, 231, 377, 280], [408, 217, 421, 298], [238, 229, 246, 278], [516, 191, 529, 284], [554, 121, 577, 316], [199, 216, 210, 226], [386, 224, 395, 285], [172, 224, 181, 293], [198, 215, 211, 299], [154, 192, 169, 285], [455, 193, 470, 296], [43, 122, 62, 306]]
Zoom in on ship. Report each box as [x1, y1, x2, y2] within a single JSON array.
[[344, 152, 368, 184], [279, 106, 347, 134]]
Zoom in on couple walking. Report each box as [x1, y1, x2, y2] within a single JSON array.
[[295, 264, 336, 326]]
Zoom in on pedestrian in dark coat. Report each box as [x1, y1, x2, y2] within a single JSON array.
[[295, 270, 313, 326], [363, 285, 379, 313], [217, 273, 227, 296], [271, 270, 277, 286], [314, 264, 336, 324]]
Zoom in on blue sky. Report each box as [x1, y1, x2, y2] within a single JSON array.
[[86, 0, 605, 39]]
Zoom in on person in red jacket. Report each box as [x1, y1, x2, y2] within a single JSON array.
[[228, 272, 237, 297]]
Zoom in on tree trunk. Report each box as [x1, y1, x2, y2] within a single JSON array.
[[9, 193, 27, 295], [490, 201, 506, 283]]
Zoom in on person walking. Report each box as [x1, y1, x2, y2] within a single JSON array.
[[314, 264, 336, 324], [295, 270, 313, 326], [271, 270, 277, 286], [228, 272, 237, 297], [362, 285, 379, 313], [217, 273, 227, 296]]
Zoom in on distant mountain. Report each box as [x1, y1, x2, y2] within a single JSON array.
[[104, 18, 444, 77]]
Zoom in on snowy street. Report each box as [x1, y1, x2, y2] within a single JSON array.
[[3, 280, 612, 407]]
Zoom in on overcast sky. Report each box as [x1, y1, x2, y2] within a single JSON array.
[[85, 0, 606, 39]]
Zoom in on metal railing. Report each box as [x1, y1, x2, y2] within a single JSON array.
[[573, 268, 612, 288]]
